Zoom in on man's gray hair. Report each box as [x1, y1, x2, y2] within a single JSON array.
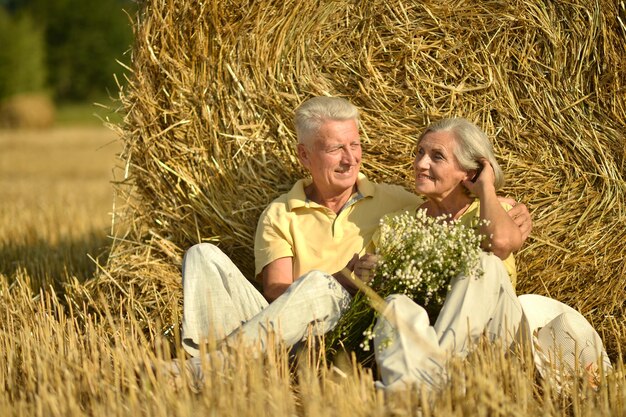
[[419, 117, 505, 190], [294, 96, 359, 144]]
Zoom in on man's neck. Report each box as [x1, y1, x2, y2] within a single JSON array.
[[305, 184, 357, 214]]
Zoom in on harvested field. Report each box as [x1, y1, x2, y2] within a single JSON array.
[[0, 127, 120, 288]]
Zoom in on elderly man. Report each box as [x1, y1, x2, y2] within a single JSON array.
[[174, 96, 532, 388]]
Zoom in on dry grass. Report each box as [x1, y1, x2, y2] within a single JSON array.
[[0, 276, 624, 416], [0, 126, 625, 416], [99, 0, 623, 412]]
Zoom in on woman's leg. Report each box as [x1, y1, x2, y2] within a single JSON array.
[[373, 294, 445, 391], [435, 252, 522, 354], [374, 253, 523, 391]]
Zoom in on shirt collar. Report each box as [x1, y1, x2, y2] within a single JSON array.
[[286, 173, 374, 212]]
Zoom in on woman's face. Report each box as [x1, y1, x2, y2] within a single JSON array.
[[413, 130, 470, 200]]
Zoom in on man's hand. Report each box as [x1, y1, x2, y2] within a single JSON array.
[[499, 197, 533, 242], [353, 253, 379, 283], [333, 253, 379, 294]]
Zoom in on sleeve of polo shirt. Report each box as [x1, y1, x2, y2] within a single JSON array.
[[253, 204, 294, 281]]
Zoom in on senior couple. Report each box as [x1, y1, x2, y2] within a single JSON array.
[[174, 96, 611, 391]]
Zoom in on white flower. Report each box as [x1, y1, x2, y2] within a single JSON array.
[[326, 208, 485, 361], [372, 209, 484, 310]]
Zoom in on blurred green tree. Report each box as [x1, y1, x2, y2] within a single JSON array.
[[1, 0, 134, 101], [0, 8, 47, 100]]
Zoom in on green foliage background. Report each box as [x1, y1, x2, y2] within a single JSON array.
[[0, 10, 46, 99], [0, 0, 134, 101]]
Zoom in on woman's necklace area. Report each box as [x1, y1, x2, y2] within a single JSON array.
[[419, 200, 472, 220]]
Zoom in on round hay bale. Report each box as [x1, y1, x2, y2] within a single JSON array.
[[92, 0, 625, 354], [0, 93, 55, 129]]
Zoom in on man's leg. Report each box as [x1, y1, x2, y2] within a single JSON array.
[[224, 270, 352, 350], [182, 243, 268, 357], [168, 269, 351, 391]]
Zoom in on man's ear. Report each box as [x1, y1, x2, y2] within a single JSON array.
[[297, 143, 310, 168]]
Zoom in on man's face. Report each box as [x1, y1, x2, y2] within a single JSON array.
[[298, 119, 362, 198]]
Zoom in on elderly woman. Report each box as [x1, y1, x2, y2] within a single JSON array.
[[362, 118, 611, 392], [412, 117, 521, 284]]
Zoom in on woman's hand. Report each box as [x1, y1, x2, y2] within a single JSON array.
[[463, 158, 496, 199], [464, 159, 532, 243]]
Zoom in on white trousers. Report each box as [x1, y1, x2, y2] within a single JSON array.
[[182, 243, 352, 357], [373, 252, 523, 391]]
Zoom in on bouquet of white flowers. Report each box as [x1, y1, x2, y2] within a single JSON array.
[[325, 209, 485, 364]]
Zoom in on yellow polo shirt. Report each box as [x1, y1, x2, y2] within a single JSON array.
[[254, 174, 421, 281]]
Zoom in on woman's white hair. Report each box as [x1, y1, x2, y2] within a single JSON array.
[[419, 117, 505, 190], [294, 96, 359, 145]]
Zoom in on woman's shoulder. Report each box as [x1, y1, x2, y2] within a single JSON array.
[[461, 198, 513, 219]]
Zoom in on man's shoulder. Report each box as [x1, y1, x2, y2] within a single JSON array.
[[372, 181, 414, 195], [260, 179, 307, 216], [369, 181, 421, 203], [357, 174, 414, 198], [354, 179, 422, 217], [382, 205, 419, 221], [260, 192, 291, 218]]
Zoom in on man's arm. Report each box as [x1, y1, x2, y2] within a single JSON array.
[[262, 254, 366, 301], [332, 254, 360, 295], [500, 198, 533, 242], [261, 257, 294, 302]]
